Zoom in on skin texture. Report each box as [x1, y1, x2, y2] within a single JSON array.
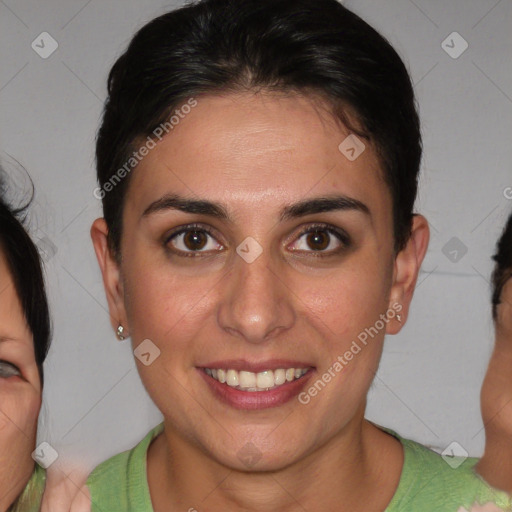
[[478, 277, 512, 493], [0, 250, 41, 512], [89, 91, 429, 511]]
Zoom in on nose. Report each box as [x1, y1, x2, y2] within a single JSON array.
[[217, 248, 296, 343]]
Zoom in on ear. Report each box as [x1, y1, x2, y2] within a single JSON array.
[[90, 218, 128, 336], [386, 214, 430, 335]]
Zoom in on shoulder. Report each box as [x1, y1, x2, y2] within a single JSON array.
[[386, 432, 511, 512], [86, 423, 164, 512]]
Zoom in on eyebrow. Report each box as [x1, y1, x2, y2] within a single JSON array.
[[280, 196, 370, 221], [142, 194, 370, 221], [142, 195, 229, 219]]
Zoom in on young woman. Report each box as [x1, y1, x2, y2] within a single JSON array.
[[0, 171, 51, 511], [80, 0, 511, 510], [478, 212, 512, 493]]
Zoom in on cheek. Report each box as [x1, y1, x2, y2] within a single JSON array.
[[124, 258, 217, 340], [0, 381, 40, 441], [296, 267, 391, 340], [123, 261, 218, 403], [0, 388, 38, 512]]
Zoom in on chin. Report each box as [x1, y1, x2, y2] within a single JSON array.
[[204, 431, 307, 473]]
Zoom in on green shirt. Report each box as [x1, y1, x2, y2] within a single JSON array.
[[9, 464, 46, 512], [87, 423, 512, 511]]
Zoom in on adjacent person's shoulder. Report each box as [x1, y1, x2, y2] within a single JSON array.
[[385, 429, 511, 512], [86, 423, 164, 512]]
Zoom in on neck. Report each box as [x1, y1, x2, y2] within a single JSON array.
[[148, 416, 403, 512]]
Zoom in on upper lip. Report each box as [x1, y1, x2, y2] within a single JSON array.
[[198, 359, 314, 373]]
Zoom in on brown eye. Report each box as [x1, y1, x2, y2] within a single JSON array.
[[306, 230, 330, 251], [288, 225, 350, 255], [183, 230, 208, 250], [167, 226, 223, 255]]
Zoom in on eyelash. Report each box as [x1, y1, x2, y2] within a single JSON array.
[[164, 223, 221, 258], [164, 222, 351, 258], [0, 360, 21, 378], [290, 223, 351, 256]]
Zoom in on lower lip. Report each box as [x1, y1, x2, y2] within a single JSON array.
[[198, 369, 315, 410]]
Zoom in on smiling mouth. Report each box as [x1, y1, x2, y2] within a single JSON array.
[[203, 367, 310, 392]]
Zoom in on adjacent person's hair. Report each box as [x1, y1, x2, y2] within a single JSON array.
[[0, 168, 51, 384], [491, 211, 512, 320], [96, 0, 421, 256]]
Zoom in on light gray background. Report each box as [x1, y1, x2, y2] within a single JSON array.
[[1, 0, 511, 478]]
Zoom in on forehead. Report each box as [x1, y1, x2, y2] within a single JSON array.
[[0, 249, 29, 337], [126, 91, 390, 218]]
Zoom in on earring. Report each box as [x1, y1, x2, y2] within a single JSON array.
[[116, 325, 126, 341], [396, 314, 402, 323]]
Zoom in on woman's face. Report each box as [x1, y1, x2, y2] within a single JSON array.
[[94, 92, 427, 471], [0, 250, 41, 509]]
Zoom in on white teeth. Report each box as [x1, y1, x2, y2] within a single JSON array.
[[226, 369, 239, 387], [256, 370, 274, 388], [239, 370, 256, 388], [205, 366, 309, 391], [274, 369, 286, 385]]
